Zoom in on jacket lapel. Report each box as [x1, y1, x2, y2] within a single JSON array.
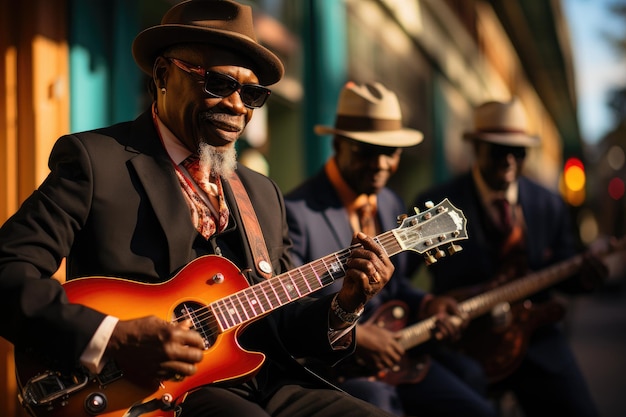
[[377, 192, 400, 235], [127, 112, 197, 272], [317, 174, 354, 248]]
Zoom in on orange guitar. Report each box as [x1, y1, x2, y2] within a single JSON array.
[[15, 199, 468, 417]]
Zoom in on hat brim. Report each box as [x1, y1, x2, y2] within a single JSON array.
[[462, 132, 540, 147], [315, 125, 423, 147], [132, 25, 284, 86]]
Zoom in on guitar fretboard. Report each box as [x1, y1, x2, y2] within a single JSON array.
[[460, 254, 584, 319], [211, 231, 403, 332]]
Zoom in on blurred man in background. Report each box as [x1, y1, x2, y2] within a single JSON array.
[[410, 98, 609, 417], [286, 81, 496, 417]]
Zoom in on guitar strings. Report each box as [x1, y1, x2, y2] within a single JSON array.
[[169, 231, 401, 343], [166, 204, 464, 342]]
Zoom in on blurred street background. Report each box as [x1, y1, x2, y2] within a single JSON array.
[[1, 0, 625, 415]]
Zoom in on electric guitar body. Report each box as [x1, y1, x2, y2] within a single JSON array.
[[16, 256, 264, 417]]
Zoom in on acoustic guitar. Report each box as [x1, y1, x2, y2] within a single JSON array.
[[15, 199, 467, 417]]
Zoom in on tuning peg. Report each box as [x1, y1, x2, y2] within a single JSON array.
[[434, 248, 446, 259], [396, 213, 408, 224], [447, 243, 463, 255], [413, 207, 421, 214], [424, 201, 434, 209], [423, 252, 437, 265]]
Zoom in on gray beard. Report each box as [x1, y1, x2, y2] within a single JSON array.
[[198, 142, 237, 179]]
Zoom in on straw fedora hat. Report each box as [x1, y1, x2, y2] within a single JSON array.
[[132, 0, 284, 86], [463, 98, 540, 147], [314, 82, 423, 147]]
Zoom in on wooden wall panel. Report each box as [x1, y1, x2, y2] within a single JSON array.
[[0, 1, 68, 415]]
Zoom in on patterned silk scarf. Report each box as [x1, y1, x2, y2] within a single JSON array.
[[176, 155, 229, 240]]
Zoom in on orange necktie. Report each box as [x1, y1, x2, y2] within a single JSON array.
[[357, 201, 377, 236]]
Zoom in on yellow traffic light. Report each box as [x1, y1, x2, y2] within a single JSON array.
[[560, 157, 586, 206], [563, 158, 586, 191]]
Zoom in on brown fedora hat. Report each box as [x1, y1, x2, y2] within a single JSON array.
[[132, 0, 284, 86], [314, 82, 423, 147], [463, 98, 540, 147]]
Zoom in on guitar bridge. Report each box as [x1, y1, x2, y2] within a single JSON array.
[[19, 368, 89, 407]]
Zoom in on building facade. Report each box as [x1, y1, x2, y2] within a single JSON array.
[[0, 0, 582, 415]]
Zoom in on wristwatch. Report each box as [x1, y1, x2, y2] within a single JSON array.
[[330, 294, 364, 324]]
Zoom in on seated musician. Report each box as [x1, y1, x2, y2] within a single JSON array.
[[0, 1, 401, 416]]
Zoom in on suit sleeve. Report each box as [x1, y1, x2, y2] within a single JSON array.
[[0, 135, 107, 368]]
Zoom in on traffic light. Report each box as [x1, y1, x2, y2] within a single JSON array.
[[560, 157, 586, 206]]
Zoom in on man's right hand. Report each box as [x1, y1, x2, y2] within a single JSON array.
[[355, 322, 404, 370], [105, 316, 205, 387]]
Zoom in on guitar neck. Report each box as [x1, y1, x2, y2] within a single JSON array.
[[459, 236, 625, 319], [394, 253, 592, 350], [458, 257, 581, 318], [397, 316, 437, 350], [210, 231, 403, 332], [397, 235, 625, 349]]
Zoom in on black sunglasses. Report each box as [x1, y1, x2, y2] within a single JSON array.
[[489, 143, 527, 160], [166, 57, 271, 109], [344, 138, 401, 159]]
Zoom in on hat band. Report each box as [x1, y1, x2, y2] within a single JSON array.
[[475, 127, 528, 135], [335, 115, 402, 132]]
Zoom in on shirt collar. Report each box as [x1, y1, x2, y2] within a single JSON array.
[[152, 105, 193, 165]]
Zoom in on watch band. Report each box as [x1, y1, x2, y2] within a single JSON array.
[[330, 294, 364, 324]]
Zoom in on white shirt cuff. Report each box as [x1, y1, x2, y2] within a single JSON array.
[[79, 315, 119, 374]]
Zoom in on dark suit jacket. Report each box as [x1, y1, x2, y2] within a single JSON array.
[[0, 110, 350, 381], [411, 172, 582, 372], [411, 172, 578, 294], [285, 169, 426, 321]]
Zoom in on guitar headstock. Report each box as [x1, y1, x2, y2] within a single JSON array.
[[392, 198, 468, 265]]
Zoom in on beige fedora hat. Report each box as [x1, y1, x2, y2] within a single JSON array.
[[463, 98, 540, 147], [132, 0, 284, 86], [314, 82, 423, 147]]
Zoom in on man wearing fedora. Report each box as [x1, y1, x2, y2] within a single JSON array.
[[0, 1, 399, 416], [410, 98, 607, 416], [285, 82, 497, 417]]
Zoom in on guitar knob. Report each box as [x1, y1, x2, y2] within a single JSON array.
[[434, 248, 446, 259], [84, 392, 107, 415], [396, 213, 407, 224], [161, 393, 174, 406], [447, 244, 463, 255], [424, 200, 434, 209], [212, 273, 225, 284]]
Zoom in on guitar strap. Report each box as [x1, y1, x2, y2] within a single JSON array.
[[227, 172, 273, 280]]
